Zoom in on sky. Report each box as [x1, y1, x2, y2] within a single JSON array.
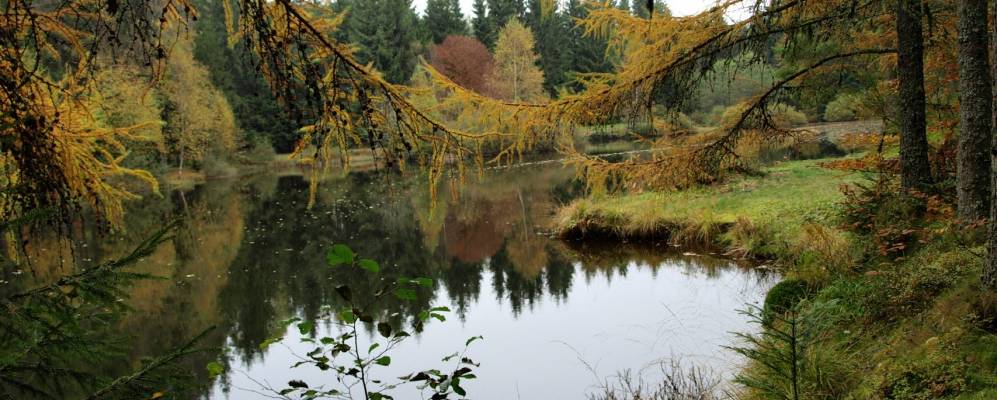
[[410, 1, 741, 18]]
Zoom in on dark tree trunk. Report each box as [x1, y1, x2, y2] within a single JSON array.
[[957, 0, 993, 222], [985, 0, 997, 291], [896, 0, 933, 190]]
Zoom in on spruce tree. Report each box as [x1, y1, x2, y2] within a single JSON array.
[[525, 0, 571, 94], [424, 0, 468, 44], [487, 0, 522, 40], [565, 0, 613, 91], [633, 0, 668, 19], [191, 0, 296, 151], [347, 0, 419, 84], [472, 0, 494, 48], [617, 0, 631, 13]]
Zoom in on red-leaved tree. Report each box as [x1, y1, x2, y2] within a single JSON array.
[[430, 35, 495, 96]]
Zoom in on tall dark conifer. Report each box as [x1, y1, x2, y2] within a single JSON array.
[[895, 0, 933, 190], [956, 0, 992, 221], [424, 0, 468, 44], [984, 0, 997, 291], [347, 0, 419, 84], [472, 0, 494, 47], [487, 0, 521, 35], [564, 0, 613, 91], [525, 0, 571, 94]]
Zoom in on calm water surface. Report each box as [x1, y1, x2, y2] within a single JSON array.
[[23, 164, 776, 399]]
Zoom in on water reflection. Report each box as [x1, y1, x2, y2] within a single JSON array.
[[18, 165, 776, 399]]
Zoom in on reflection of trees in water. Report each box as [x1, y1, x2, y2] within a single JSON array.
[[20, 165, 768, 398]]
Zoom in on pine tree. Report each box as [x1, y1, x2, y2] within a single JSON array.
[[472, 0, 494, 47], [895, 0, 933, 190], [632, 0, 669, 19], [192, 0, 296, 152], [347, 0, 419, 84], [487, 0, 522, 40], [955, 0, 992, 221], [564, 0, 613, 90], [424, 0, 468, 44], [617, 0, 630, 13], [525, 0, 571, 94]]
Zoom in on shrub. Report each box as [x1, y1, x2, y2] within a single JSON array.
[[724, 217, 782, 259], [720, 102, 809, 128], [202, 156, 237, 178], [823, 93, 862, 122], [876, 346, 969, 399], [769, 103, 809, 127], [764, 278, 810, 319], [242, 136, 277, 163]]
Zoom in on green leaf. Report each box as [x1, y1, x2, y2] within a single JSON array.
[[339, 310, 357, 324], [414, 277, 433, 287], [206, 361, 224, 378], [259, 336, 280, 350], [394, 287, 417, 301], [465, 335, 483, 346], [297, 321, 314, 335], [325, 244, 354, 267], [452, 379, 466, 396], [358, 259, 380, 273], [374, 356, 391, 366], [430, 313, 446, 322], [430, 306, 451, 313], [377, 322, 392, 338]]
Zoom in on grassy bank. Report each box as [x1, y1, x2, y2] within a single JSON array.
[[555, 158, 865, 262], [556, 157, 997, 399]]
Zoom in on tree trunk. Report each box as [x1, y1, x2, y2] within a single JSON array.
[[896, 0, 933, 190], [985, 0, 997, 291], [957, 0, 993, 221]]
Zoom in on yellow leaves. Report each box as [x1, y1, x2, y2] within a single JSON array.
[[489, 19, 547, 103]]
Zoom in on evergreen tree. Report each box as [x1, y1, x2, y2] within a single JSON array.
[[525, 0, 571, 94], [472, 0, 495, 48], [424, 0, 468, 45], [633, 0, 669, 19], [487, 0, 523, 45], [347, 0, 420, 84], [191, 0, 296, 152], [564, 0, 613, 90], [617, 0, 631, 13]]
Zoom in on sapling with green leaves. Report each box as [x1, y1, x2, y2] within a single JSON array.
[[215, 244, 481, 400]]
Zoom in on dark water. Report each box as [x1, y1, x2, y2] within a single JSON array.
[[19, 164, 776, 399]]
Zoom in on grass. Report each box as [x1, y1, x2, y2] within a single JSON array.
[[555, 130, 997, 399], [555, 158, 864, 258]]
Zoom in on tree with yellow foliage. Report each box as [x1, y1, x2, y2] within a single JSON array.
[[488, 19, 547, 103], [160, 41, 237, 174]]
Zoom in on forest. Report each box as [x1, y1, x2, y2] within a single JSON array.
[[1, 0, 997, 399]]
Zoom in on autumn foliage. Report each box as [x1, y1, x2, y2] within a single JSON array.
[[431, 35, 496, 96]]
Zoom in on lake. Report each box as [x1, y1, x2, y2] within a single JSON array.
[[19, 163, 777, 399]]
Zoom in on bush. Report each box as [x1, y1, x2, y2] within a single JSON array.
[[823, 93, 862, 122], [242, 136, 277, 163], [202, 156, 237, 178], [720, 102, 808, 128], [764, 278, 810, 318], [769, 103, 809, 126], [876, 346, 969, 399]]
